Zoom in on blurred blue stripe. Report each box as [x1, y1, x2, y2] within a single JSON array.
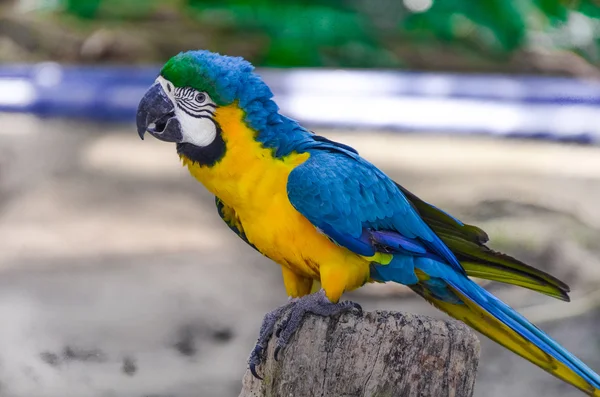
[[1, 63, 600, 143]]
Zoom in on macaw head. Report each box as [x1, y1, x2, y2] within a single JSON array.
[[136, 50, 286, 166]]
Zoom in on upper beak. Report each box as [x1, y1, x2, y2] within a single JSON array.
[[136, 82, 183, 143]]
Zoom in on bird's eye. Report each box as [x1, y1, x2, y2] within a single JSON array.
[[195, 93, 207, 103], [166, 82, 173, 93]]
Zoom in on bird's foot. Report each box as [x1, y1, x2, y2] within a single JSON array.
[[248, 289, 362, 379]]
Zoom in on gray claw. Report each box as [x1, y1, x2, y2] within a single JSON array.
[[248, 345, 264, 379], [248, 289, 361, 379], [346, 301, 363, 314], [248, 303, 292, 379]]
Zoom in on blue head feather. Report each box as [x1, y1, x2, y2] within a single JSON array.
[[161, 50, 314, 158]]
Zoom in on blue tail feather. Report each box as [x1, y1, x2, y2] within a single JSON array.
[[370, 250, 600, 393], [447, 277, 600, 389]]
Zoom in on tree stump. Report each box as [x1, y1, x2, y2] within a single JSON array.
[[239, 310, 480, 397]]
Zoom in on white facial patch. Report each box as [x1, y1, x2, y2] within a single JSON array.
[[175, 109, 217, 147], [156, 76, 218, 147]]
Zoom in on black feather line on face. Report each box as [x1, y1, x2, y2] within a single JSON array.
[[176, 121, 226, 167], [176, 102, 215, 118]]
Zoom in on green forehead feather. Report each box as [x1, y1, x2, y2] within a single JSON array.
[[160, 50, 272, 107], [160, 49, 311, 158]]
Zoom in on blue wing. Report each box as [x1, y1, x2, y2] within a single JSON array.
[[286, 146, 465, 278], [287, 141, 600, 395]]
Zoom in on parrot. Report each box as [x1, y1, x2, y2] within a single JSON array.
[[136, 49, 600, 396]]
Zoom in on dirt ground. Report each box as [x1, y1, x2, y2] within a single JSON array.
[[0, 113, 599, 397]]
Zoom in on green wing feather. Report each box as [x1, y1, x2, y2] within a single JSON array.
[[215, 197, 260, 253], [396, 183, 571, 301]]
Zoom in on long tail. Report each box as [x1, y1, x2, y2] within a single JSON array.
[[396, 182, 571, 301], [411, 265, 600, 396]]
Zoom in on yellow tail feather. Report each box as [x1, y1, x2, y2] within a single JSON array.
[[423, 286, 600, 396]]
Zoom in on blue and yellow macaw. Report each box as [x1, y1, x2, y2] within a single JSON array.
[[136, 50, 600, 395]]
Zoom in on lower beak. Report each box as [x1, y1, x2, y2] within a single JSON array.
[[136, 82, 183, 143]]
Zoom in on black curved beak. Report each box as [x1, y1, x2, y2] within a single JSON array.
[[136, 82, 183, 143]]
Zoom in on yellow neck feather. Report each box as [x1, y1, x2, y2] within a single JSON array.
[[180, 103, 309, 210]]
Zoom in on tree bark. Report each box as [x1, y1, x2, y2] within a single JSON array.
[[239, 310, 480, 397]]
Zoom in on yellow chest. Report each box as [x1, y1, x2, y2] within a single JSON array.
[[181, 104, 372, 297], [181, 105, 329, 277]]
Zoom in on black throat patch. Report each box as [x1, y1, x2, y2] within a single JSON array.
[[176, 123, 226, 167]]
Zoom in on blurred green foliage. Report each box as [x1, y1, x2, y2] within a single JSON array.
[[56, 0, 600, 67], [63, 0, 165, 19]]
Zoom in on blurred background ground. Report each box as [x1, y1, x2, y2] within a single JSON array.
[[1, 0, 600, 396], [0, 114, 599, 397]]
